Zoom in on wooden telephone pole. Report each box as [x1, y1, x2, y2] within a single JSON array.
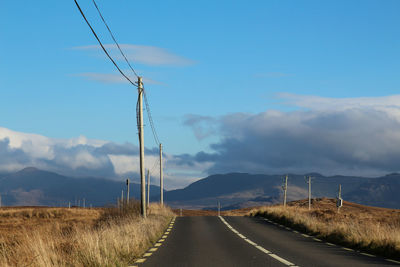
[[337, 184, 343, 213], [138, 77, 146, 218], [305, 176, 312, 210], [147, 170, 150, 209], [160, 143, 164, 205], [282, 175, 288, 208], [126, 178, 130, 205]]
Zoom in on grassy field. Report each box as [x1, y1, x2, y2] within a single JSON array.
[[0, 202, 174, 266], [249, 198, 400, 260]]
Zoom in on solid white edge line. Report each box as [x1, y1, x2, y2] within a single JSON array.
[[219, 216, 297, 267], [261, 217, 392, 263], [385, 259, 400, 264]]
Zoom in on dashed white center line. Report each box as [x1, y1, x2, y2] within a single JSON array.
[[219, 216, 298, 267]]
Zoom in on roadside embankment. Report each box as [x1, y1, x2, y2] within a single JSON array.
[[248, 198, 400, 260], [0, 202, 174, 266]]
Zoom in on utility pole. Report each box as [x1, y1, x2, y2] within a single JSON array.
[[305, 176, 312, 210], [121, 190, 124, 207], [160, 143, 164, 206], [147, 169, 150, 209], [337, 184, 343, 213], [126, 178, 130, 205], [83, 198, 86, 208], [218, 201, 221, 216], [138, 77, 146, 218], [68, 202, 71, 209], [282, 175, 288, 208]]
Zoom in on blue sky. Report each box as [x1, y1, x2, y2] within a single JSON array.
[[1, 1, 400, 187]]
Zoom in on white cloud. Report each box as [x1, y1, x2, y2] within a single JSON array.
[[182, 94, 400, 177], [74, 44, 194, 66], [277, 93, 400, 111], [0, 127, 207, 189]]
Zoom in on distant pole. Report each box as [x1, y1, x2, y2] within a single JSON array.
[[83, 198, 86, 208], [147, 170, 150, 209], [68, 202, 71, 209], [160, 143, 164, 206], [121, 190, 124, 207], [126, 178, 130, 205], [138, 77, 146, 218], [306, 176, 312, 210], [282, 175, 288, 208], [218, 201, 221, 216], [337, 184, 343, 213], [78, 199, 80, 208]]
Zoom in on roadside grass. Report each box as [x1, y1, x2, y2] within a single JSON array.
[[248, 198, 400, 260], [0, 202, 173, 266]]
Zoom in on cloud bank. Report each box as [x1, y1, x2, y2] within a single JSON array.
[[0, 127, 205, 189], [4, 93, 400, 189], [180, 94, 400, 177]]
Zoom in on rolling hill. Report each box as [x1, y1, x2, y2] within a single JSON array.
[[1, 168, 399, 209], [163, 172, 400, 209], [0, 167, 161, 207]]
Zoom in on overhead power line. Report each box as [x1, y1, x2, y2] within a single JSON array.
[[91, 0, 139, 78], [143, 88, 160, 146], [75, 0, 162, 148], [74, 0, 137, 86]]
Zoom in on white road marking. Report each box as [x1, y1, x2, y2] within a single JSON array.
[[219, 216, 298, 267], [245, 239, 257, 246], [386, 259, 400, 264], [342, 247, 354, 251], [360, 253, 375, 257]]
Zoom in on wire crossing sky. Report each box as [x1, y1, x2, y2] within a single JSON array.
[[1, 1, 400, 188]]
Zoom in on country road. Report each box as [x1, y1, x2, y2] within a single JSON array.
[[137, 216, 399, 267]]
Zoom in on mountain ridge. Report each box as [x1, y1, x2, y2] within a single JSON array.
[[1, 167, 399, 209]]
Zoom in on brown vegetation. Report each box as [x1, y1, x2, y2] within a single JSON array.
[[0, 202, 174, 266], [172, 206, 260, 217], [249, 198, 400, 260]]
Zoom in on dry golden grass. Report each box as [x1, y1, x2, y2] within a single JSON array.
[[172, 206, 261, 217], [249, 198, 400, 259], [0, 203, 174, 266]]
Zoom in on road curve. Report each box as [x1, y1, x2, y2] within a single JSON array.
[[138, 216, 399, 267]]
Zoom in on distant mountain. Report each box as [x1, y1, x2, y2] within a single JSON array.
[[164, 173, 400, 210], [346, 173, 400, 208], [0, 167, 162, 207], [2, 168, 399, 209]]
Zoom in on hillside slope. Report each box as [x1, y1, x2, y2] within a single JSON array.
[[0, 167, 161, 206], [164, 172, 400, 209]]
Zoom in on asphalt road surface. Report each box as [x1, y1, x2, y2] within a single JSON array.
[[139, 216, 399, 267]]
